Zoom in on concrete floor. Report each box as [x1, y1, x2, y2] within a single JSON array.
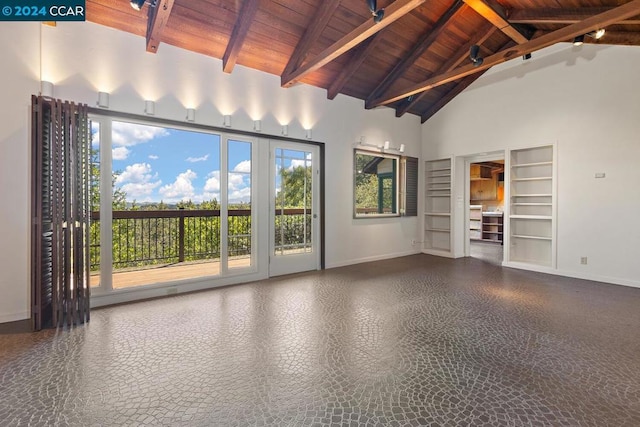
[[1, 254, 639, 426]]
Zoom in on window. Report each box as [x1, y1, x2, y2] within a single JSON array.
[[354, 150, 399, 217]]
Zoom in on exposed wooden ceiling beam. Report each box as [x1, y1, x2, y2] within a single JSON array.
[[419, 40, 514, 122], [283, 1, 342, 79], [146, 0, 175, 53], [395, 22, 496, 117], [281, 0, 427, 88], [222, 0, 260, 73], [463, 0, 530, 44], [509, 7, 640, 26], [364, 0, 465, 109], [420, 72, 488, 122], [371, 0, 640, 107], [327, 32, 386, 100]]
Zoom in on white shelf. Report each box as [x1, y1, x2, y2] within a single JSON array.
[[425, 228, 450, 232], [427, 168, 451, 172], [512, 234, 552, 241], [510, 215, 552, 220], [511, 161, 553, 168], [511, 194, 552, 198], [425, 212, 451, 216], [427, 194, 451, 198], [512, 177, 552, 182], [425, 158, 453, 256], [511, 203, 552, 206]]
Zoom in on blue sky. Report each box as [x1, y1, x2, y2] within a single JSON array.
[[94, 121, 252, 204]]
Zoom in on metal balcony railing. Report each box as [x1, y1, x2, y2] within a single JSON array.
[[89, 208, 311, 271]]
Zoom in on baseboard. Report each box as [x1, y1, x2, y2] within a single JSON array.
[[0, 311, 29, 324], [502, 261, 640, 289], [326, 250, 421, 269], [422, 249, 456, 258]]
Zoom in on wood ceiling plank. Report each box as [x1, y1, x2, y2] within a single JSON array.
[[463, 0, 530, 44], [395, 21, 495, 116], [327, 31, 386, 100], [282, 1, 343, 78], [372, 0, 640, 107], [222, 0, 260, 73], [147, 0, 175, 53], [281, 0, 428, 88], [510, 7, 640, 26], [364, 0, 465, 109]]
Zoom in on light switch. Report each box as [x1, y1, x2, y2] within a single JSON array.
[[595, 173, 606, 179]]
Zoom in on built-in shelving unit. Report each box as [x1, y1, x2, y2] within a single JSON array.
[[508, 146, 555, 267], [482, 213, 503, 244], [424, 158, 453, 256], [469, 205, 482, 240]]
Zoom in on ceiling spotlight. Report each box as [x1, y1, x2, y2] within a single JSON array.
[[366, 0, 385, 23], [522, 53, 532, 61], [470, 45, 483, 67], [130, 0, 145, 11], [573, 35, 585, 46], [587, 29, 606, 39]]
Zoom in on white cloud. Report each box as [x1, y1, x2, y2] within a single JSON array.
[[186, 154, 209, 163], [229, 187, 251, 204], [112, 146, 130, 160], [289, 159, 310, 170], [232, 160, 251, 173], [228, 173, 246, 191], [115, 163, 161, 199], [148, 154, 159, 160], [159, 170, 197, 202], [112, 121, 169, 147]]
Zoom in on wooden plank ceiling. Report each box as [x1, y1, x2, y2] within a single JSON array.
[[86, 0, 640, 123]]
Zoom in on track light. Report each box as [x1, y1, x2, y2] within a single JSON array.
[[573, 35, 585, 46], [470, 45, 483, 67], [522, 53, 532, 61], [130, 0, 145, 10], [588, 29, 606, 39], [366, 0, 385, 23], [97, 91, 109, 108]]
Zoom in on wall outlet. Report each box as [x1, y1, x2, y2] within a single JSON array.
[[411, 239, 417, 246], [580, 257, 588, 265]]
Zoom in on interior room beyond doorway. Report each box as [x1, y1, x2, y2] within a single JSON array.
[[468, 159, 504, 265]]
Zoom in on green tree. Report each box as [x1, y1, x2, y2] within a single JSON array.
[[277, 165, 312, 208]]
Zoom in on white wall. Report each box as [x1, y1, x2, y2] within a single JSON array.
[[0, 22, 422, 322], [423, 43, 640, 288]]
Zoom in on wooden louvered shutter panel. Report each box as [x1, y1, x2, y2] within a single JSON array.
[[31, 96, 91, 331]]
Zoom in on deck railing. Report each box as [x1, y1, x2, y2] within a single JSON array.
[[90, 208, 311, 271]]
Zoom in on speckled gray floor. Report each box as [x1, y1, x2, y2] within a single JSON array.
[[1, 254, 640, 426]]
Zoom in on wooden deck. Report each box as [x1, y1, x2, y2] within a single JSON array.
[[90, 257, 251, 289]]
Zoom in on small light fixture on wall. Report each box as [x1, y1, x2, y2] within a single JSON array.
[[253, 120, 262, 132], [40, 81, 54, 98], [281, 125, 288, 136], [144, 100, 155, 115], [383, 140, 390, 150], [97, 91, 109, 108], [358, 138, 405, 153], [223, 115, 232, 127], [305, 128, 312, 140], [186, 108, 195, 122]]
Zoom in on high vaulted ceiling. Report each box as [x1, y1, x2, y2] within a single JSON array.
[[86, 0, 640, 122]]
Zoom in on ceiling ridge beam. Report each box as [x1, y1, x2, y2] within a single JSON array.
[[364, 0, 465, 109], [282, 1, 343, 79], [327, 31, 386, 100], [370, 0, 640, 107], [281, 0, 427, 88], [222, 0, 260, 73], [395, 21, 496, 117], [463, 0, 530, 44], [509, 7, 640, 26], [419, 39, 515, 122], [146, 0, 175, 53]]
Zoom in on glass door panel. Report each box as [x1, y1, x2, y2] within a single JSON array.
[[227, 139, 253, 271]]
